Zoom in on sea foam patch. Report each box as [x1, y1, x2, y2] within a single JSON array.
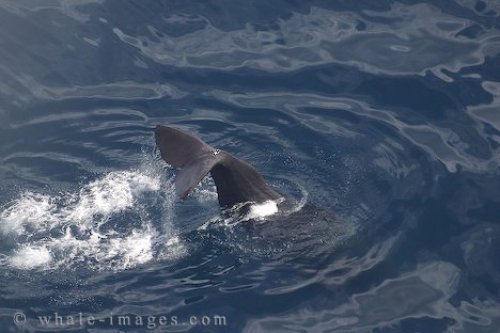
[[0, 163, 185, 271], [8, 245, 52, 270], [245, 200, 280, 221]]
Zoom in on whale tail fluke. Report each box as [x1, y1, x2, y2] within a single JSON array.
[[155, 125, 281, 207]]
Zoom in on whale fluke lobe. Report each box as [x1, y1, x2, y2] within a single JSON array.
[[155, 125, 281, 208], [154, 125, 213, 168]]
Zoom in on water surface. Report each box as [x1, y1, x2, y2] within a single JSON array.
[[1, 1, 500, 332]]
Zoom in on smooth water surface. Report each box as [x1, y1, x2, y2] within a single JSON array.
[[1, 1, 500, 332]]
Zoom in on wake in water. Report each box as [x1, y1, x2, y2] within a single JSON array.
[[0, 156, 186, 271]]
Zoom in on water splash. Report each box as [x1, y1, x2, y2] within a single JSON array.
[[0, 158, 185, 271]]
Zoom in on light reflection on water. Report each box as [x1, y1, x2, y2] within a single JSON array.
[[0, 1, 499, 332]]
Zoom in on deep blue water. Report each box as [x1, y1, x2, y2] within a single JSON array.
[[1, 1, 500, 332]]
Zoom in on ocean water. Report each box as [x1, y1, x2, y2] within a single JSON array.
[[1, 1, 500, 332]]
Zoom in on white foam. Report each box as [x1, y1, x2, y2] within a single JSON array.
[[197, 200, 282, 229], [245, 200, 279, 221], [66, 171, 161, 225], [0, 159, 185, 271], [1, 171, 161, 236], [158, 235, 187, 261], [8, 245, 52, 270], [96, 227, 156, 270], [0, 193, 59, 236]]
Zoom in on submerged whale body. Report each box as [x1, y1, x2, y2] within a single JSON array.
[[154, 125, 282, 208]]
